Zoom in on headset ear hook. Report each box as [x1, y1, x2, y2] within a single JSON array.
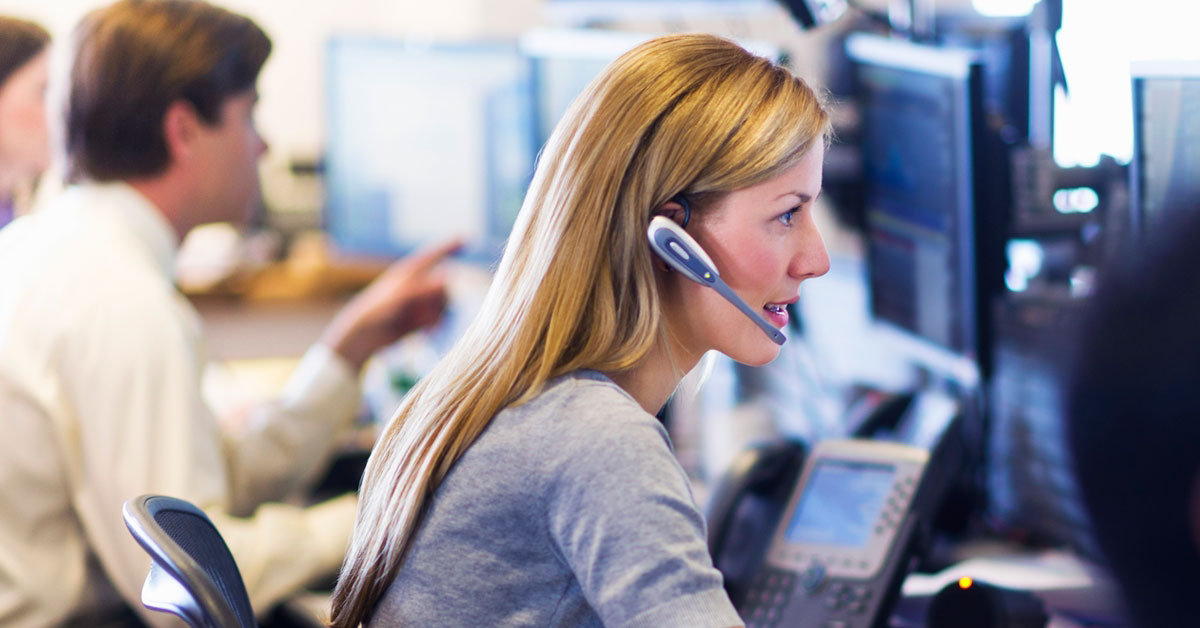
[[670, 194, 692, 228]]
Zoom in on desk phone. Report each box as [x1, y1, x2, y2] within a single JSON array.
[[736, 439, 930, 628]]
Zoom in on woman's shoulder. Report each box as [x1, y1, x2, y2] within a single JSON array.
[[490, 370, 659, 442], [535, 370, 652, 424]]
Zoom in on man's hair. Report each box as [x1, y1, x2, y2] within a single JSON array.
[[1066, 210, 1200, 628], [0, 16, 49, 89], [66, 0, 270, 182]]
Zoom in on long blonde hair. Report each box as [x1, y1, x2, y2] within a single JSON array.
[[330, 33, 830, 627]]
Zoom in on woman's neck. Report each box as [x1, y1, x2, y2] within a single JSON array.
[[602, 339, 703, 416]]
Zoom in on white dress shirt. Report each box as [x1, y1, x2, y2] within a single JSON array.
[[0, 182, 360, 627]]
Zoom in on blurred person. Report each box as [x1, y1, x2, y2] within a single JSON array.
[[1066, 211, 1200, 628], [0, 15, 50, 226], [332, 33, 831, 627], [0, 1, 457, 626]]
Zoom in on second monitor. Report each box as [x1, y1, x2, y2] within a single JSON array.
[[846, 32, 996, 384]]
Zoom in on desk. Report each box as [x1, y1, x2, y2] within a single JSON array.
[[193, 296, 345, 361]]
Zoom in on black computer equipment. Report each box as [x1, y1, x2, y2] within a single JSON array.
[[846, 32, 1002, 385], [323, 38, 536, 263], [927, 577, 1049, 628], [777, 0, 848, 29], [985, 293, 1098, 557], [1129, 61, 1200, 241], [844, 34, 1016, 567], [983, 59, 1200, 562], [934, 13, 1032, 146]]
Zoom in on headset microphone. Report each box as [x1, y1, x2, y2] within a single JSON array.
[[647, 215, 786, 345]]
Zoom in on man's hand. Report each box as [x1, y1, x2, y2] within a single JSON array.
[[321, 239, 462, 372]]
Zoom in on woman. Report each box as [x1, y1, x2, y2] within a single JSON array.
[[332, 33, 832, 627], [0, 16, 50, 226]]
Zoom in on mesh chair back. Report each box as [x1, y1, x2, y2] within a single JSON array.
[[123, 495, 258, 628]]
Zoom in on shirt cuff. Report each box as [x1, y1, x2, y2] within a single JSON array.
[[280, 343, 361, 429]]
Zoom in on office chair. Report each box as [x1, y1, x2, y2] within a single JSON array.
[[122, 494, 258, 628]]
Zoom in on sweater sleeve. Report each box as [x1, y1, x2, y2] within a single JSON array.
[[545, 386, 743, 628]]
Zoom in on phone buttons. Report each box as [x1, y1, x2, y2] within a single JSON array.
[[741, 567, 795, 628], [799, 563, 826, 592]]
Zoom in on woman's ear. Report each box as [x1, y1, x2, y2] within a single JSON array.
[[652, 194, 692, 228]]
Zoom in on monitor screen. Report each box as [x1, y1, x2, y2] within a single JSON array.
[[1131, 62, 1200, 239], [520, 29, 655, 152], [324, 39, 536, 263], [521, 29, 782, 154], [783, 459, 896, 548], [543, 0, 776, 23], [846, 33, 985, 368]]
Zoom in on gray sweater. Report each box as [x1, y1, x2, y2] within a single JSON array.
[[369, 370, 742, 627]]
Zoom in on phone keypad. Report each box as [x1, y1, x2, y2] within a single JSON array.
[[741, 567, 797, 628], [741, 567, 880, 628], [823, 582, 873, 613]]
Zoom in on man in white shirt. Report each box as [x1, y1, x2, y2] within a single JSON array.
[[0, 1, 457, 625]]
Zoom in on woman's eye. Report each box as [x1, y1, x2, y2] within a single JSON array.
[[778, 208, 800, 226]]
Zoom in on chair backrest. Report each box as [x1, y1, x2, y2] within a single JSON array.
[[122, 494, 258, 628]]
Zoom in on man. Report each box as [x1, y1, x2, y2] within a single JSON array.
[[1066, 210, 1200, 628], [0, 1, 457, 625]]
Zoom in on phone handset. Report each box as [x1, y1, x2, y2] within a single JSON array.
[[646, 215, 786, 345]]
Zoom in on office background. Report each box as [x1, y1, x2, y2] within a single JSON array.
[[2, 3, 1199, 624]]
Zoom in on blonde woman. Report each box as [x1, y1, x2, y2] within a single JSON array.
[[332, 33, 832, 628]]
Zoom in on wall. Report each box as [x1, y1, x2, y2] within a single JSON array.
[[0, 0, 540, 162]]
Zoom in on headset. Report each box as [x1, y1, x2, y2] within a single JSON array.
[[646, 196, 786, 345]]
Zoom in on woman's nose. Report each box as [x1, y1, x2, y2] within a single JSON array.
[[790, 224, 830, 281]]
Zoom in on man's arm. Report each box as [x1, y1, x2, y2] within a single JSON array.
[[60, 286, 353, 622], [218, 238, 460, 511]]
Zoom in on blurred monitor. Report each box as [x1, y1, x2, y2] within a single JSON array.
[[846, 33, 989, 385], [936, 13, 1031, 145], [1130, 61, 1200, 240], [324, 38, 536, 263], [986, 293, 1099, 558], [543, 0, 776, 23], [520, 28, 782, 154], [520, 29, 655, 151]]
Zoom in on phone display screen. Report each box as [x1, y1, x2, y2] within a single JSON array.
[[783, 460, 896, 548]]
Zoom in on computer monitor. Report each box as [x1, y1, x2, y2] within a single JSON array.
[[985, 293, 1100, 557], [1130, 61, 1200, 240], [324, 38, 536, 263], [543, 0, 777, 24], [846, 33, 990, 385], [520, 29, 655, 152], [520, 28, 782, 155]]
